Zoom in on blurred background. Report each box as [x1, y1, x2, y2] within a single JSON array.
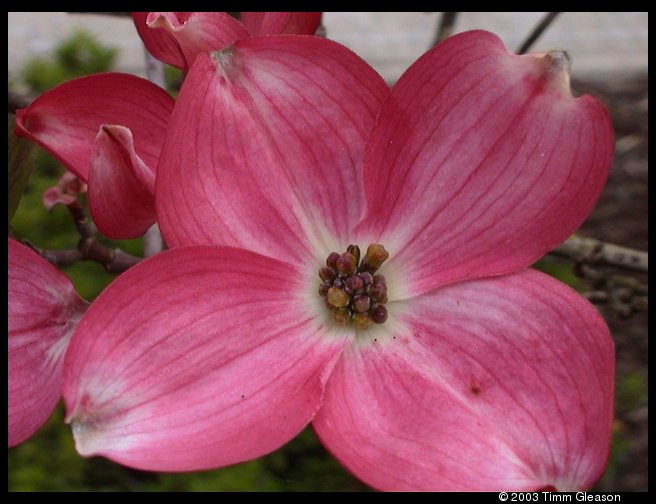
[[8, 12, 648, 491], [8, 13, 648, 83]]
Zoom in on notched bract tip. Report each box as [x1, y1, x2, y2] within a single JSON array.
[[539, 49, 573, 96], [68, 410, 105, 457], [545, 50, 571, 73], [211, 45, 242, 82]]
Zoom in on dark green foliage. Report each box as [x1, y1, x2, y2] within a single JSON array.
[[8, 115, 36, 224]]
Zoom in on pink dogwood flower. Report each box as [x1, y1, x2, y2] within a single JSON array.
[[62, 32, 614, 491], [14, 12, 320, 239], [8, 238, 87, 446]]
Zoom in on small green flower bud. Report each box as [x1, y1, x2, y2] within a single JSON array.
[[318, 282, 331, 296], [370, 304, 388, 324], [345, 275, 364, 293], [327, 287, 350, 308], [320, 244, 390, 331], [346, 244, 361, 266], [333, 308, 350, 326], [352, 312, 373, 330], [336, 252, 357, 276], [372, 274, 386, 286], [368, 282, 387, 304], [360, 244, 389, 274], [353, 295, 371, 313], [326, 252, 340, 270], [358, 272, 373, 286], [319, 267, 335, 282]]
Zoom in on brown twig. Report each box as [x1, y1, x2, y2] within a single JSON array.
[[550, 235, 648, 272], [433, 12, 458, 46], [517, 12, 561, 54], [40, 202, 142, 273], [67, 201, 95, 239], [40, 248, 83, 266], [550, 235, 648, 319], [575, 264, 648, 319]]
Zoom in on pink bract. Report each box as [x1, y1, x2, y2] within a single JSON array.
[[15, 12, 320, 239], [14, 73, 173, 239], [62, 32, 614, 491], [8, 238, 87, 446], [133, 12, 321, 70]]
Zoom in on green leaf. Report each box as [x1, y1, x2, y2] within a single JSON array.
[[8, 114, 36, 224]]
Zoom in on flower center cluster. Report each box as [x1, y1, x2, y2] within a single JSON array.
[[318, 244, 389, 330]]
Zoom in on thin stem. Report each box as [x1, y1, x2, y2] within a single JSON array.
[[41, 248, 83, 266], [517, 12, 561, 55], [67, 202, 95, 240], [550, 235, 648, 272], [141, 44, 166, 257], [574, 264, 648, 319], [433, 12, 458, 46], [49, 202, 143, 273], [106, 249, 144, 273], [41, 242, 141, 273], [548, 235, 648, 319]]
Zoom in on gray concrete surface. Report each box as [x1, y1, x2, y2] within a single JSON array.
[[8, 12, 648, 83]]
